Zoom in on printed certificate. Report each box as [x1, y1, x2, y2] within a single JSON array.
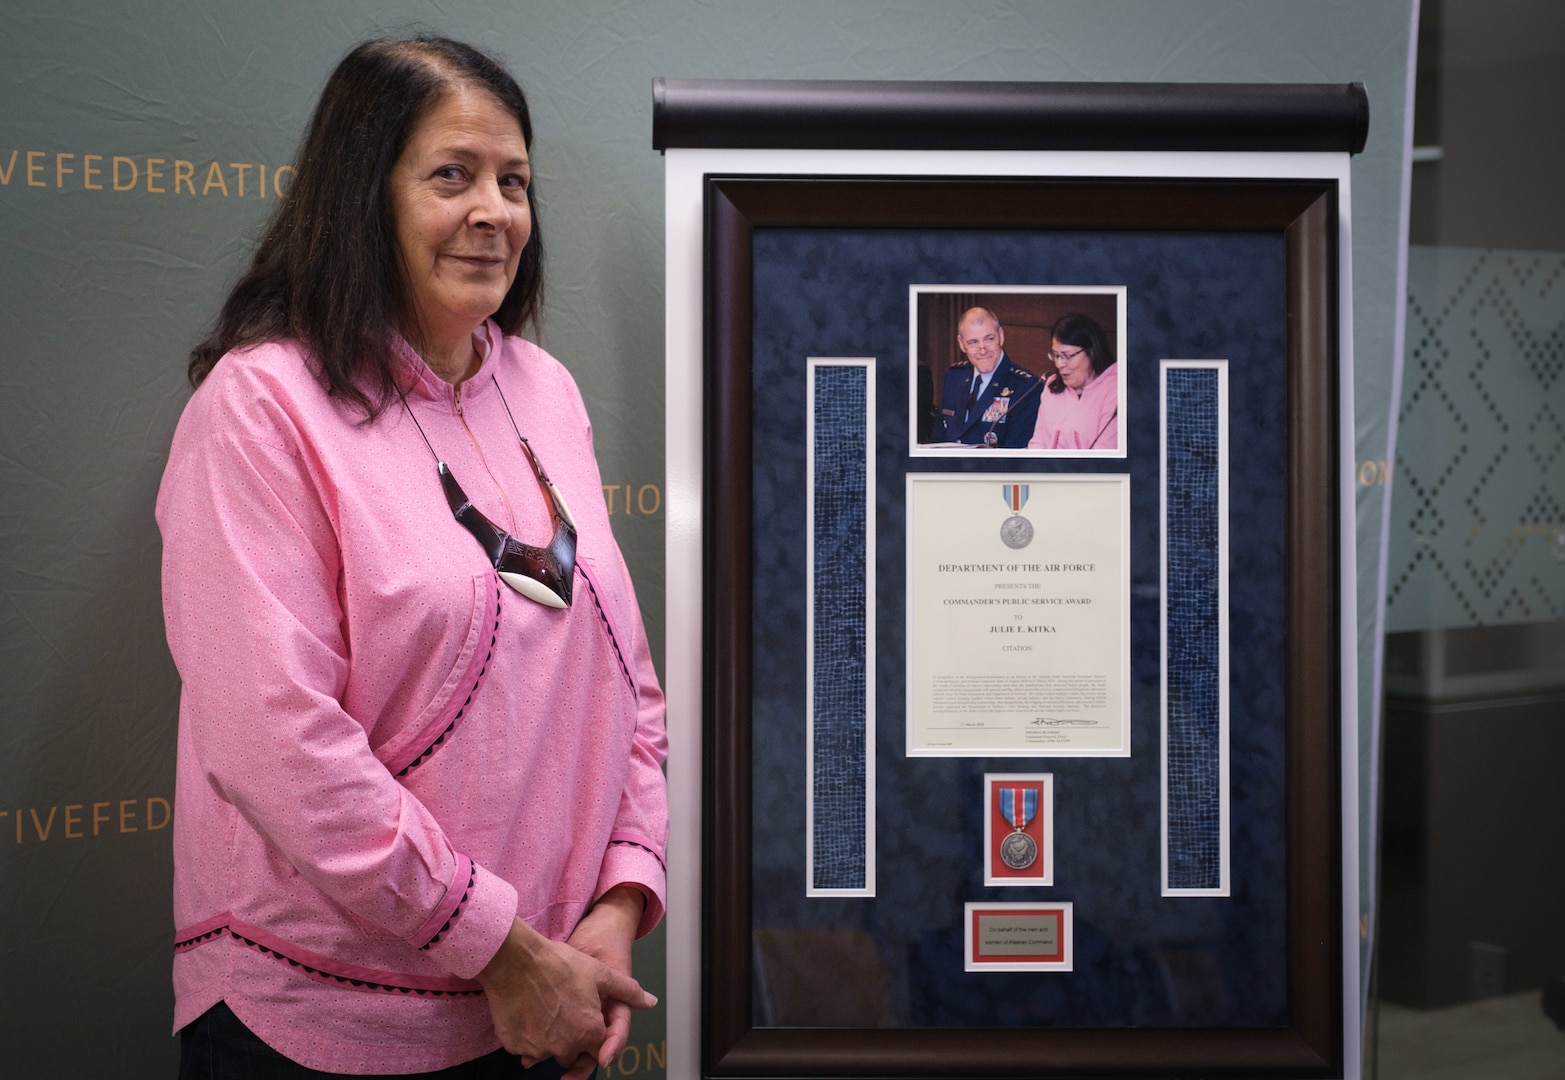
[[906, 473, 1129, 756]]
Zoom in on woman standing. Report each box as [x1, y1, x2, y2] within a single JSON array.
[[159, 37, 666, 1077]]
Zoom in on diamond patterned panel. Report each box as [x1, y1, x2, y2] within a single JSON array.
[[1387, 247, 1565, 631], [810, 363, 869, 891], [1163, 365, 1224, 893]]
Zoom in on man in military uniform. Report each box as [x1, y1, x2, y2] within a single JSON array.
[[930, 307, 1040, 447]]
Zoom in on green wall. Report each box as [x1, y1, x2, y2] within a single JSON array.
[[0, 1, 1413, 1073]]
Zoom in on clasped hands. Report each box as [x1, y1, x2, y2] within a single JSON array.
[[476, 886, 652, 1079]]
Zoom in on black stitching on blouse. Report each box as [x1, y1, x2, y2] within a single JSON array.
[[398, 586, 502, 777], [173, 926, 226, 950], [609, 838, 667, 871], [197, 928, 482, 996], [582, 573, 634, 692], [419, 864, 477, 950]]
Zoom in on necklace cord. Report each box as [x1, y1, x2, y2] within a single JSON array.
[[399, 370, 570, 536], [491, 376, 566, 525], [395, 382, 441, 463]]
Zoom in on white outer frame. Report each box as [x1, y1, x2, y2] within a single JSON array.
[[805, 357, 877, 898], [1158, 360, 1232, 898], [665, 147, 1359, 1080], [909, 283, 1129, 458]]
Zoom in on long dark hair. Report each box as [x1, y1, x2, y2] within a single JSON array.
[[1047, 312, 1113, 393], [188, 36, 545, 421]]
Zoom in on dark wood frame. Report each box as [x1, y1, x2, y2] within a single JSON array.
[[702, 176, 1344, 1078]]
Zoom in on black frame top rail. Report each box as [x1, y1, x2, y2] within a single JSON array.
[[652, 78, 1368, 155]]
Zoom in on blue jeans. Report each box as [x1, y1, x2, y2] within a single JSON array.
[[179, 1002, 587, 1080]]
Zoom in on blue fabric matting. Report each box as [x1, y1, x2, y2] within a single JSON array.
[[1164, 367, 1223, 891], [748, 227, 1288, 1029], [811, 364, 869, 891]]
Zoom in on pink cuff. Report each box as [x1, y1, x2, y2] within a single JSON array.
[[412, 854, 475, 949], [417, 859, 518, 980], [595, 836, 667, 939]]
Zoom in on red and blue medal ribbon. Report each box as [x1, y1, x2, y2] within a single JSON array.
[[1000, 787, 1037, 830]]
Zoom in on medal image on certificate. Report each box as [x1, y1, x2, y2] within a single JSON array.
[[906, 473, 1130, 756], [984, 773, 1054, 885]]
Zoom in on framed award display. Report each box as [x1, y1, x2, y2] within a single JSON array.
[[660, 80, 1366, 1079]]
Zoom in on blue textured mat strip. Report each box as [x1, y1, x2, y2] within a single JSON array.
[[811, 364, 869, 891], [1164, 366, 1224, 892]]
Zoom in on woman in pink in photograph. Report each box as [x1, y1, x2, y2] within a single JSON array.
[[1027, 312, 1119, 451]]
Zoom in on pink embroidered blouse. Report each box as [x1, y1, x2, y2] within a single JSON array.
[[157, 325, 667, 1072], [1027, 363, 1120, 451]]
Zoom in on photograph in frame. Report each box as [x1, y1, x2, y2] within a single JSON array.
[[911, 285, 1127, 458]]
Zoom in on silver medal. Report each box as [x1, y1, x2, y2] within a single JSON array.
[[1000, 514, 1034, 550], [1000, 830, 1038, 870]]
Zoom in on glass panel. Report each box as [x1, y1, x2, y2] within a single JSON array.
[[1372, 2, 1565, 1076]]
